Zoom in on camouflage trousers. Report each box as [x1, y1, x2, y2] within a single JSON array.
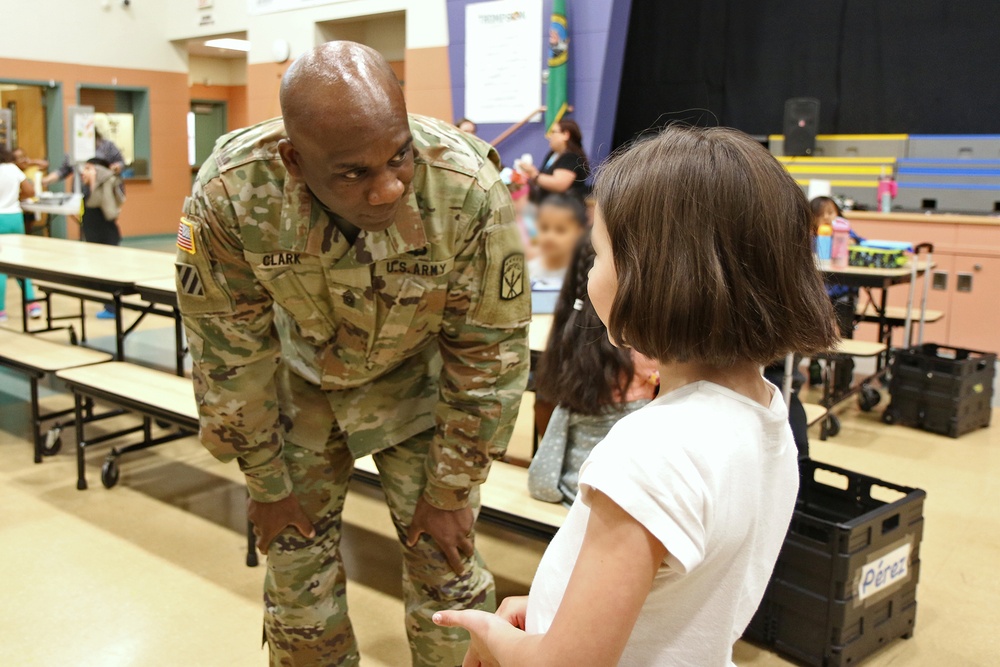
[[263, 427, 495, 666]]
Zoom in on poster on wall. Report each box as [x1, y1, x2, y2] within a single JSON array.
[[465, 0, 543, 124], [68, 105, 96, 164], [247, 0, 338, 15]]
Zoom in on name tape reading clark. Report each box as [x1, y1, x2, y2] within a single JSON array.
[[857, 539, 912, 603]]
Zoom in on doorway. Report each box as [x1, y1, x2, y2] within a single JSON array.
[[189, 101, 227, 169], [0, 83, 53, 163]]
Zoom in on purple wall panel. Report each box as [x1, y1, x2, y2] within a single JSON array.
[[446, 0, 632, 171]]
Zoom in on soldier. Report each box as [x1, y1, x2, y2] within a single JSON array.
[[175, 42, 530, 666]]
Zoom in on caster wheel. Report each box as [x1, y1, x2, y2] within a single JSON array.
[[42, 428, 63, 456], [155, 419, 171, 429], [101, 458, 120, 489], [69, 329, 79, 346], [858, 385, 882, 412], [825, 414, 841, 437], [882, 407, 898, 425]]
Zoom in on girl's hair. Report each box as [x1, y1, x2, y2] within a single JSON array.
[[536, 232, 635, 414], [555, 118, 590, 172], [810, 195, 842, 218], [593, 125, 839, 366], [87, 157, 111, 169], [538, 192, 587, 226], [0, 147, 15, 164]]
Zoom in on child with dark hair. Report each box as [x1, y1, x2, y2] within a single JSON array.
[[435, 126, 838, 664], [527, 194, 586, 290], [528, 233, 659, 505], [810, 195, 863, 389]]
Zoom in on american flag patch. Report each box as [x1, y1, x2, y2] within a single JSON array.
[[177, 218, 196, 254]]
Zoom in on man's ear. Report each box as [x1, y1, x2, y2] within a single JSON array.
[[278, 139, 304, 180]]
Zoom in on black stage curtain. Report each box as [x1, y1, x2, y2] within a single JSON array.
[[612, 0, 1000, 147]]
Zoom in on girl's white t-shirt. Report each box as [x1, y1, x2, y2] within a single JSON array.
[[525, 380, 799, 666], [0, 162, 27, 214]]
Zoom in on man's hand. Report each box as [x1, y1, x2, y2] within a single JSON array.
[[495, 596, 529, 631], [247, 493, 316, 554], [406, 496, 475, 575]]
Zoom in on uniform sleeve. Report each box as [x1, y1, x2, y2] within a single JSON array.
[[423, 177, 531, 510], [578, 430, 709, 575], [176, 178, 291, 503]]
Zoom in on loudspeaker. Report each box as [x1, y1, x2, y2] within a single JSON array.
[[783, 98, 820, 156]]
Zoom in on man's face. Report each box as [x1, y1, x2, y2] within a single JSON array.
[[12, 148, 26, 168], [282, 115, 415, 232]]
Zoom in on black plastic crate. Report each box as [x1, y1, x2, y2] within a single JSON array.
[[885, 344, 995, 438], [889, 343, 995, 399], [886, 386, 992, 438], [745, 461, 926, 666], [771, 461, 925, 601], [761, 574, 918, 666]]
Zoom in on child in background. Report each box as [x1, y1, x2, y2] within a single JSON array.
[[435, 126, 837, 665], [529, 233, 659, 505], [810, 196, 862, 389], [527, 194, 586, 290]]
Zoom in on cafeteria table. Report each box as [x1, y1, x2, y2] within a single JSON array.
[[0, 235, 175, 360]]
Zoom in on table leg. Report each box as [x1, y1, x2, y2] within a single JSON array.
[[173, 307, 185, 377], [113, 293, 125, 361], [876, 287, 891, 372], [74, 393, 88, 490], [30, 377, 42, 464]]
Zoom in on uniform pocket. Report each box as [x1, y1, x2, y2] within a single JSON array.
[[247, 252, 336, 344], [368, 277, 438, 368]]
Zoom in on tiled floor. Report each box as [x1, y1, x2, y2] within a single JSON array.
[[1, 265, 999, 666]]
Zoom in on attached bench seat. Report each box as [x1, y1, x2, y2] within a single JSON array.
[[353, 455, 568, 539], [0, 328, 112, 462], [55, 361, 198, 490], [828, 339, 888, 358], [855, 303, 944, 325]]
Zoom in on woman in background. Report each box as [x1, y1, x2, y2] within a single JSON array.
[[80, 157, 126, 319], [529, 232, 659, 505], [520, 119, 590, 204], [0, 147, 41, 322]]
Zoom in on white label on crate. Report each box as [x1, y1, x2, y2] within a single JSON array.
[[857, 541, 912, 602]]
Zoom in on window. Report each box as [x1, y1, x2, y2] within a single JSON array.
[[79, 85, 151, 179]]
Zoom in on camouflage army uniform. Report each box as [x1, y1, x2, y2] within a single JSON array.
[[175, 114, 530, 666]]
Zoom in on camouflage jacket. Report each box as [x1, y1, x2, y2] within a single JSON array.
[[176, 114, 530, 509]]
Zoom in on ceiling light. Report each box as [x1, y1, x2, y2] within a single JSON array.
[[204, 38, 251, 52]]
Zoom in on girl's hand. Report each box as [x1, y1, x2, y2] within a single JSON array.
[[519, 162, 539, 179], [434, 609, 522, 667], [496, 595, 529, 630]]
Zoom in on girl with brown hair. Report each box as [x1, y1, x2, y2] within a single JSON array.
[[435, 126, 838, 665]]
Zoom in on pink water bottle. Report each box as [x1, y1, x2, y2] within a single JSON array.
[[831, 217, 851, 268]]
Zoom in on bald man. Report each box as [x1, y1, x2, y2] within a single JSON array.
[[176, 42, 529, 666]]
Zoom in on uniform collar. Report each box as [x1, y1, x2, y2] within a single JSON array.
[[357, 188, 427, 263], [283, 173, 427, 264]]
